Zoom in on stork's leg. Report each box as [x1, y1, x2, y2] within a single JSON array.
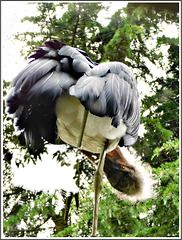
[[78, 109, 88, 148], [91, 141, 108, 237]]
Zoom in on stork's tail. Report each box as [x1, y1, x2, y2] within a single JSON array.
[[105, 146, 157, 202]]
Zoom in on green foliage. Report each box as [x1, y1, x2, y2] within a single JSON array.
[[3, 190, 62, 237], [103, 24, 144, 63], [53, 160, 179, 237], [133, 160, 179, 237], [53, 225, 76, 237], [14, 2, 105, 61], [3, 2, 179, 237], [124, 3, 179, 28], [3, 187, 45, 237], [152, 139, 179, 160]]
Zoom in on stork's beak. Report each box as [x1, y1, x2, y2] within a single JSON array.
[[106, 146, 135, 171]]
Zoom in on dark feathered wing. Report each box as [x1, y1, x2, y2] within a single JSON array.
[[5, 40, 95, 155], [6, 40, 139, 154], [69, 62, 140, 147]]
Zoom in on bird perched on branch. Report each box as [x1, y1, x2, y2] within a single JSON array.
[[5, 40, 154, 237]]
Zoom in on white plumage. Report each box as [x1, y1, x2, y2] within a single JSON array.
[[56, 92, 127, 153]]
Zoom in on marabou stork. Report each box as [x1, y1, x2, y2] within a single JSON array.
[[5, 40, 154, 236]]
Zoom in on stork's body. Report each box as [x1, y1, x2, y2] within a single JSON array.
[[5, 40, 143, 237], [56, 92, 127, 153]]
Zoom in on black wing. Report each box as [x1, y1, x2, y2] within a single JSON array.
[[5, 40, 95, 156]]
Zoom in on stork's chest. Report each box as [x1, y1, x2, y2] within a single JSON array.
[[55, 92, 127, 153]]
